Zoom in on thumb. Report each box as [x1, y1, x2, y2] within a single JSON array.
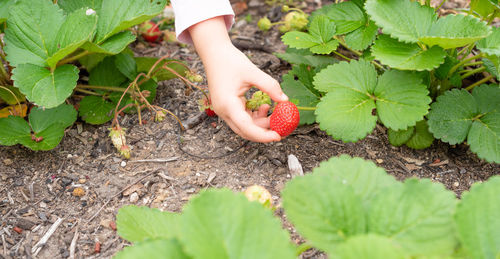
[[249, 69, 288, 102]]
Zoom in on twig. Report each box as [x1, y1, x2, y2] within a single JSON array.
[[128, 157, 178, 163], [69, 227, 79, 259], [32, 217, 63, 255], [86, 170, 157, 223], [2, 234, 6, 256]]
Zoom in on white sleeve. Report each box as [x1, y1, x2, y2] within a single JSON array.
[[171, 0, 235, 44]]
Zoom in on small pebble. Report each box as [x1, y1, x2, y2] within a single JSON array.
[[3, 159, 13, 166], [120, 161, 127, 167], [130, 192, 139, 203], [39, 202, 47, 208], [453, 182, 460, 187], [78, 178, 87, 184], [67, 154, 73, 158], [376, 159, 384, 164], [72, 187, 85, 197]]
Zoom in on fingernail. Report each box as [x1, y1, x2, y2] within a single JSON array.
[[280, 93, 288, 101]]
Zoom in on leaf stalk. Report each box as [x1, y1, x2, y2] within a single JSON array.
[[465, 75, 495, 91]]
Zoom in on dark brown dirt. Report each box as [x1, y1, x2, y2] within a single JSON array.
[[0, 0, 498, 258]]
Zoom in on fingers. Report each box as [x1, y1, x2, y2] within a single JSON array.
[[227, 108, 281, 143], [248, 69, 288, 103]]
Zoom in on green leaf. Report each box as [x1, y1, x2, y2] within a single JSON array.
[[282, 170, 366, 254], [374, 70, 431, 130], [57, 0, 103, 13], [0, 0, 16, 23], [365, 0, 436, 43], [282, 72, 319, 125], [5, 0, 65, 67], [309, 155, 400, 203], [274, 48, 338, 67], [89, 56, 128, 86], [405, 120, 434, 149], [179, 189, 295, 259], [483, 56, 500, 80], [46, 8, 97, 68], [81, 31, 136, 55], [117, 205, 179, 243], [78, 53, 107, 71], [12, 64, 79, 108], [94, 0, 166, 43], [435, 56, 460, 80], [30, 103, 76, 130], [282, 16, 339, 55], [282, 31, 321, 49], [324, 1, 365, 34], [344, 20, 379, 51], [0, 116, 31, 146], [371, 35, 446, 71], [316, 89, 377, 142], [115, 52, 137, 81], [5, 1, 97, 69], [314, 60, 377, 93], [78, 96, 114, 125], [114, 239, 191, 259], [477, 26, 500, 56], [368, 178, 457, 256], [314, 60, 430, 141], [0, 104, 76, 150], [419, 14, 492, 49], [428, 89, 478, 144], [471, 0, 500, 18], [428, 85, 500, 163], [135, 57, 188, 81], [388, 126, 415, 147], [0, 85, 25, 105], [335, 234, 409, 259], [455, 176, 500, 259]]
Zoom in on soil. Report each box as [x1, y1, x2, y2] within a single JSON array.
[[0, 0, 498, 258]]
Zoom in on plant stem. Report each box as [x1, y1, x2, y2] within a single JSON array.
[[297, 106, 316, 111], [465, 75, 495, 91], [460, 67, 486, 79], [74, 88, 104, 96], [0, 85, 22, 112], [448, 53, 484, 78], [333, 50, 351, 61], [463, 61, 483, 67], [487, 10, 498, 25], [437, 0, 448, 9], [57, 50, 89, 66], [295, 243, 312, 256], [76, 85, 129, 92]]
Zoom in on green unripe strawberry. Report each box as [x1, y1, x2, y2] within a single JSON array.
[[258, 17, 272, 31], [270, 101, 300, 137], [246, 91, 271, 110], [284, 11, 308, 31]]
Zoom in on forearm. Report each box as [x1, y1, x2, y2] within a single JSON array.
[[188, 17, 235, 76]]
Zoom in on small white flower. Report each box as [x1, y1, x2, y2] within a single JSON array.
[[86, 9, 96, 15]]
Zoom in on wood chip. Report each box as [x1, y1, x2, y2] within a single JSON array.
[[402, 157, 425, 165], [429, 159, 449, 167], [32, 217, 63, 255], [288, 154, 304, 178], [122, 183, 144, 196]]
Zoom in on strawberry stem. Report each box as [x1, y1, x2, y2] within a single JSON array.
[[296, 106, 316, 111]]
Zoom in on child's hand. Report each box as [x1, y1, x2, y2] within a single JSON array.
[[189, 17, 288, 143]]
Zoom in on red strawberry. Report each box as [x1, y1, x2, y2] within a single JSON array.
[[198, 96, 217, 117], [270, 101, 300, 137], [139, 21, 162, 43]]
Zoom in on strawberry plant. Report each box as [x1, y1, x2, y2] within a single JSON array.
[[114, 155, 500, 258], [277, 0, 500, 163], [0, 0, 194, 153]]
